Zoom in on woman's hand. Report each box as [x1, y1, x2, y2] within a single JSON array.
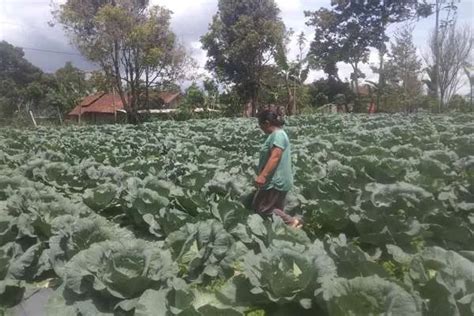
[[255, 175, 267, 187]]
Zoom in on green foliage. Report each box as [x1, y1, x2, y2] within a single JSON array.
[[201, 0, 286, 115], [305, 6, 370, 86], [56, 0, 191, 123], [382, 27, 423, 112], [46, 62, 91, 114], [0, 113, 473, 314], [307, 79, 354, 108], [182, 82, 205, 109], [448, 95, 471, 112], [0, 41, 44, 119], [305, 0, 430, 111]]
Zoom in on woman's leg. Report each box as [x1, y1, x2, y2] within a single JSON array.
[[272, 208, 297, 225], [253, 189, 302, 227]]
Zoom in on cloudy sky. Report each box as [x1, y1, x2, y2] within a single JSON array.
[[0, 0, 473, 87]]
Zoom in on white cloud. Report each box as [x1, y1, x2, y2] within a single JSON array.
[[0, 0, 472, 94], [275, 0, 302, 13]]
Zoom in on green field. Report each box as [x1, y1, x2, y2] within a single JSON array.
[[1, 113, 473, 315]]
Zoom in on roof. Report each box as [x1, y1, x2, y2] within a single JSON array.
[[68, 93, 125, 116], [158, 92, 180, 104]]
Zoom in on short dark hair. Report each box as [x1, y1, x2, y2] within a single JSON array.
[[257, 105, 285, 127]]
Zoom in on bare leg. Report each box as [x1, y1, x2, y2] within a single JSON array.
[[273, 208, 303, 228]]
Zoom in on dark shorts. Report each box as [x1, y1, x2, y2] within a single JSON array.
[[252, 189, 295, 224]]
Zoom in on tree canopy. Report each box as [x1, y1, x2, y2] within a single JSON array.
[[201, 0, 286, 116], [55, 0, 192, 122]]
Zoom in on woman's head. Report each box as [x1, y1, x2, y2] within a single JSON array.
[[257, 105, 285, 133]]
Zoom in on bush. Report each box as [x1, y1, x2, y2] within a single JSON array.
[[448, 95, 471, 112]]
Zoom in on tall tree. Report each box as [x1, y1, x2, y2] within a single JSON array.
[[306, 0, 431, 110], [305, 7, 371, 109], [429, 0, 460, 111], [55, 0, 191, 123], [426, 23, 472, 108], [275, 31, 310, 115], [88, 70, 114, 93], [0, 41, 45, 119], [45, 62, 91, 116], [183, 82, 205, 108], [201, 0, 286, 117], [203, 77, 220, 110], [384, 27, 423, 112]]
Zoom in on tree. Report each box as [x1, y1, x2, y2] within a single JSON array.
[[88, 70, 114, 93], [183, 82, 205, 108], [308, 78, 354, 110], [305, 7, 370, 110], [275, 31, 310, 115], [429, 0, 460, 111], [55, 0, 192, 123], [0, 41, 45, 119], [426, 23, 472, 109], [464, 64, 474, 110], [203, 77, 220, 110], [384, 27, 423, 112], [201, 0, 286, 117], [45, 62, 91, 115], [306, 1, 431, 110]]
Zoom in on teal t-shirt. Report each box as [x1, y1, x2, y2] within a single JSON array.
[[257, 129, 293, 192]]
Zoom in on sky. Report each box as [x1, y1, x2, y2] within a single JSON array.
[[0, 0, 473, 89]]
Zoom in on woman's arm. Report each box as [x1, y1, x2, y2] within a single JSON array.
[[255, 146, 283, 187]]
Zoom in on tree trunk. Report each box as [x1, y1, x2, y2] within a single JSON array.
[[377, 0, 387, 113], [112, 40, 131, 122], [127, 100, 139, 124], [293, 84, 297, 115], [376, 47, 386, 112], [434, 0, 441, 112], [251, 95, 258, 117], [243, 100, 252, 117], [56, 106, 63, 125], [471, 80, 473, 112], [286, 82, 294, 115], [352, 63, 362, 112], [145, 68, 150, 111]]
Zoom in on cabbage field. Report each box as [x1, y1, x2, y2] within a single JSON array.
[[0, 113, 473, 315]]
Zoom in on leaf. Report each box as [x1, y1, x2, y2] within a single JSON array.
[[63, 240, 175, 300], [83, 183, 118, 211], [293, 262, 303, 278], [321, 276, 423, 316], [8, 243, 44, 280], [243, 239, 336, 304], [165, 220, 237, 282], [135, 288, 169, 316], [387, 244, 413, 265], [49, 215, 134, 277], [0, 280, 25, 308]]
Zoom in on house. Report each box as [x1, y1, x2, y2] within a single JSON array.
[[67, 90, 183, 123], [67, 92, 126, 123], [157, 91, 181, 109]]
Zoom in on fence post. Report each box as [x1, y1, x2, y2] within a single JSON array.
[[29, 111, 37, 128]]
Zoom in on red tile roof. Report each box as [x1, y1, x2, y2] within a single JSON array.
[[158, 92, 180, 104], [68, 93, 125, 116]]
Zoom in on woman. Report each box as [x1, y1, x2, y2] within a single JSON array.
[[253, 107, 302, 228]]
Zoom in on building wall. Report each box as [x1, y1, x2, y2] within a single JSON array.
[[67, 112, 126, 124]]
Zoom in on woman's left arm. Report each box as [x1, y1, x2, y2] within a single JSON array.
[[255, 146, 283, 187]]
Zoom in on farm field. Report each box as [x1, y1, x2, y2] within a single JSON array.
[[0, 113, 473, 315]]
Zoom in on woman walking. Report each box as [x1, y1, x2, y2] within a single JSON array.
[[253, 107, 302, 228]]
